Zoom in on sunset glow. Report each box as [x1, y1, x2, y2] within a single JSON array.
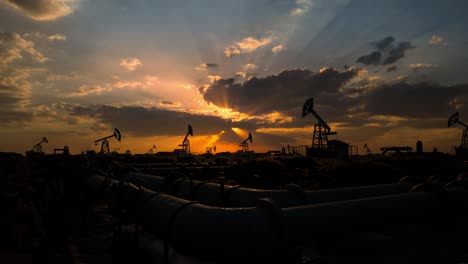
[[1, 1, 467, 154]]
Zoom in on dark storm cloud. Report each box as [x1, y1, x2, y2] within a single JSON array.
[[70, 105, 258, 137], [382, 41, 415, 65], [386, 65, 397, 72], [200, 67, 358, 116], [356, 51, 382, 66], [373, 36, 395, 51], [361, 82, 468, 119], [356, 36, 414, 66]]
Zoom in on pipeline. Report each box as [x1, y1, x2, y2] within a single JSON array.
[[121, 171, 416, 207], [87, 174, 468, 262]]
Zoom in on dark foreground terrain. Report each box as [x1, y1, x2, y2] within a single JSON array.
[[1, 152, 468, 263]]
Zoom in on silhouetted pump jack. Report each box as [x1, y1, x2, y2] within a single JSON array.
[[179, 125, 193, 154], [302, 97, 336, 149], [239, 132, 253, 152], [95, 128, 121, 155], [33, 137, 48, 153], [206, 146, 216, 155], [448, 112, 468, 148], [148, 145, 157, 154]]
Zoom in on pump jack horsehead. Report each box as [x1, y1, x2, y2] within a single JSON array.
[[95, 128, 121, 155]]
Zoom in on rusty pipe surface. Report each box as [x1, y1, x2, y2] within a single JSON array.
[[87, 175, 468, 262], [122, 171, 415, 207]]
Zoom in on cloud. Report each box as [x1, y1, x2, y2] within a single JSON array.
[[47, 33, 66, 41], [208, 75, 222, 83], [386, 65, 397, 72], [2, 0, 79, 21], [66, 75, 158, 97], [200, 67, 358, 116], [243, 63, 257, 71], [356, 51, 382, 66], [0, 32, 47, 124], [272, 45, 285, 53], [194, 63, 218, 71], [356, 37, 415, 66], [382, 41, 414, 65], [409, 63, 438, 71], [290, 0, 314, 16], [47, 71, 81, 81], [373, 36, 395, 51], [0, 32, 48, 67], [235, 72, 247, 78], [359, 82, 468, 120], [120, 57, 142, 71], [224, 36, 273, 57], [70, 105, 238, 137], [429, 35, 444, 45], [224, 46, 241, 58]]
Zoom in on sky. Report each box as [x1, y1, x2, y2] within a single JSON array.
[[1, 0, 468, 154]]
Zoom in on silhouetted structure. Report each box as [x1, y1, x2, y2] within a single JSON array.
[[416, 140, 423, 153], [302, 97, 336, 149], [380, 146, 412, 155], [178, 124, 193, 154], [239, 133, 253, 152], [148, 145, 157, 154], [206, 146, 216, 155], [33, 137, 48, 153], [95, 128, 121, 155], [448, 112, 468, 156], [302, 97, 349, 159], [364, 143, 372, 155], [53, 146, 69, 155]]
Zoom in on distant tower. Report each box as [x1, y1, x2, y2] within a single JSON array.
[[416, 140, 423, 154]]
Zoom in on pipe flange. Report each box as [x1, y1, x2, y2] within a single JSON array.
[[284, 184, 307, 205]]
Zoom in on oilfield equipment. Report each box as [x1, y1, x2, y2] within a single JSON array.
[[448, 112, 468, 156], [380, 146, 412, 155], [364, 143, 372, 155], [302, 97, 336, 149], [53, 145, 69, 155], [179, 124, 194, 154], [87, 170, 468, 263], [239, 132, 253, 152], [33, 137, 48, 153], [148, 145, 157, 154], [206, 146, 216, 155], [94, 128, 121, 155]]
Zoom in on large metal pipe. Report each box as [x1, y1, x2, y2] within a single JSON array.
[[123, 172, 415, 207], [87, 175, 468, 262]]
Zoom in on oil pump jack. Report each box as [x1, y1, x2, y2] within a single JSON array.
[[95, 128, 121, 155], [239, 132, 253, 152], [302, 97, 336, 149], [148, 145, 157, 154], [364, 144, 372, 155], [33, 137, 48, 153], [206, 146, 216, 155], [448, 112, 468, 155], [179, 125, 193, 154]]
